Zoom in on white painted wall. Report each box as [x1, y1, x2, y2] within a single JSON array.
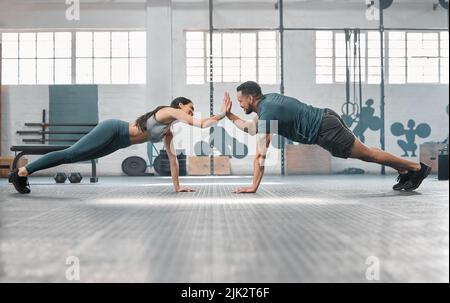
[[1, 0, 448, 176]]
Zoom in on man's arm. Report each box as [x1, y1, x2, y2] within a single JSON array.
[[233, 133, 271, 194], [227, 113, 258, 136]]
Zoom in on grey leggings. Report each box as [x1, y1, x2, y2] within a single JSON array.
[[26, 119, 131, 175]]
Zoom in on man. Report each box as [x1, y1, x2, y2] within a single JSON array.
[[224, 81, 430, 194]]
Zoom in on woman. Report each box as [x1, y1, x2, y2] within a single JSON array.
[[9, 95, 231, 194]]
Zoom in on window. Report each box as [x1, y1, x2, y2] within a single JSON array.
[[388, 32, 406, 84], [367, 32, 383, 84], [440, 31, 449, 84], [315, 31, 333, 84], [186, 31, 278, 85], [316, 31, 372, 84], [407, 32, 439, 83], [76, 31, 146, 84], [1, 32, 71, 85], [1, 30, 146, 85], [335, 32, 366, 83], [315, 30, 448, 84]]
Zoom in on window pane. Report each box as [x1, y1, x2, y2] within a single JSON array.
[[76, 32, 93, 58], [37, 33, 54, 58], [241, 33, 256, 57], [112, 58, 128, 83], [19, 33, 36, 58], [37, 59, 53, 84], [112, 32, 128, 57], [55, 59, 71, 84], [259, 31, 276, 40], [129, 32, 146, 57], [206, 33, 222, 57], [187, 67, 204, 76], [187, 58, 204, 67], [19, 59, 36, 84], [186, 48, 204, 58], [388, 31, 406, 84], [441, 31, 449, 84], [55, 32, 71, 58], [1, 59, 19, 84], [259, 57, 276, 67], [76, 58, 93, 84], [94, 32, 111, 58], [2, 33, 19, 58], [186, 32, 203, 41], [223, 58, 240, 82], [407, 32, 439, 83], [130, 58, 146, 84], [94, 58, 111, 84], [222, 33, 240, 57]]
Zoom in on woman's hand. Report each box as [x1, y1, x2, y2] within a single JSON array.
[[225, 92, 232, 114], [220, 92, 232, 114], [176, 187, 196, 193], [233, 187, 256, 194]]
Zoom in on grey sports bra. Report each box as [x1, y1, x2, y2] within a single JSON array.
[[146, 115, 171, 143]]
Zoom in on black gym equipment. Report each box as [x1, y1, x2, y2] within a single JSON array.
[[11, 109, 99, 183], [438, 148, 449, 181], [68, 172, 83, 183], [153, 150, 187, 176], [373, 0, 394, 10], [54, 172, 67, 183], [121, 156, 154, 176]]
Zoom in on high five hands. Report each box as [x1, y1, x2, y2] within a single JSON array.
[[179, 92, 256, 194], [220, 92, 232, 114]]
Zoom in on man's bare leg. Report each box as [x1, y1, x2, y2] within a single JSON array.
[[349, 139, 421, 173]]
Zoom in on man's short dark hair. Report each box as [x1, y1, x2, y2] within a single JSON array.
[[236, 81, 262, 98]]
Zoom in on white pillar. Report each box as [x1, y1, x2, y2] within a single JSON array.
[[146, 0, 173, 108]]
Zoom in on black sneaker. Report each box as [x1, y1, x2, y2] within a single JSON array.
[[8, 170, 31, 194], [403, 163, 432, 192], [393, 172, 413, 191]]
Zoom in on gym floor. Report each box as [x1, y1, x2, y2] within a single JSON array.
[[0, 175, 448, 283]]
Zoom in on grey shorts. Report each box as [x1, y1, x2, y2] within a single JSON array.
[[315, 109, 356, 159]]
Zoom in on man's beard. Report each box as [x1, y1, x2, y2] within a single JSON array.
[[245, 107, 253, 114]]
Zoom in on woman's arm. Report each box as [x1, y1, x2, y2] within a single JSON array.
[[168, 94, 230, 128], [163, 130, 195, 193]]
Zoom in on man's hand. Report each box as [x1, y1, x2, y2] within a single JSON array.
[[233, 187, 257, 194], [175, 187, 196, 193]]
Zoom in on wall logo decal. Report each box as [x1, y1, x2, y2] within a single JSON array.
[[352, 99, 382, 143], [391, 119, 431, 157], [341, 99, 381, 143], [194, 126, 248, 159]]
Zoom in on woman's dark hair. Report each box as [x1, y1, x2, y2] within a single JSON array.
[[236, 81, 262, 98], [135, 97, 192, 132]]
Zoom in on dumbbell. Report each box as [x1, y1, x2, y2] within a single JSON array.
[[54, 172, 67, 183], [68, 172, 83, 183]]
